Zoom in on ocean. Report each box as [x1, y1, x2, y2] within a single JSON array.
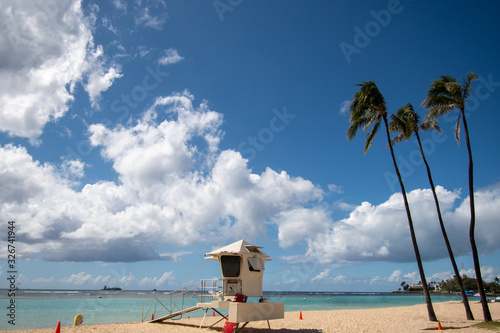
[[0, 289, 464, 331]]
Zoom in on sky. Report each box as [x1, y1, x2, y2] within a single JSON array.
[[0, 0, 499, 293]]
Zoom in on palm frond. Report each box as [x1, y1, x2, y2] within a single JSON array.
[[391, 133, 407, 145], [425, 103, 457, 120], [347, 80, 387, 154], [390, 104, 416, 138], [347, 115, 372, 140], [364, 117, 381, 154], [454, 112, 462, 145], [389, 113, 405, 133], [462, 71, 478, 101], [422, 75, 461, 111], [423, 72, 477, 145], [363, 113, 380, 132], [419, 118, 441, 134]]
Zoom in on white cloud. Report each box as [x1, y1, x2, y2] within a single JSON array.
[[159, 251, 191, 262], [60, 159, 86, 180], [112, 0, 127, 12], [334, 200, 357, 211], [273, 207, 329, 248], [139, 272, 174, 287], [403, 271, 419, 284], [429, 271, 453, 283], [328, 184, 343, 194], [0, 0, 120, 141], [135, 4, 168, 30], [0, 91, 326, 262], [305, 185, 500, 264], [333, 274, 348, 282], [4, 108, 500, 265], [59, 272, 111, 285], [31, 277, 55, 284], [311, 269, 331, 282], [159, 49, 183, 65], [388, 269, 401, 283], [111, 272, 136, 287], [85, 60, 123, 108], [339, 100, 351, 115], [459, 266, 497, 282]]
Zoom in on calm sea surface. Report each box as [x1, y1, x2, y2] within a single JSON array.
[[0, 289, 464, 331]]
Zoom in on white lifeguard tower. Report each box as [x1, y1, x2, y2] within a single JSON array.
[[204, 239, 269, 298], [143, 240, 284, 332]]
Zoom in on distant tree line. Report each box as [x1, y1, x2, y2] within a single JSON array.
[[400, 277, 500, 294], [440, 276, 500, 294]]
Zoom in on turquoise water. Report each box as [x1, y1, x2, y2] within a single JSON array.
[[0, 290, 463, 331]]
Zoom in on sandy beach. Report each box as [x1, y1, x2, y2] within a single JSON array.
[[5, 301, 498, 333]]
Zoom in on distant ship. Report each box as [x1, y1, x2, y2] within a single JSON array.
[[101, 286, 122, 290]]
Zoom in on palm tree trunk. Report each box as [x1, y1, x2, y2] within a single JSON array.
[[383, 116, 437, 322], [460, 109, 492, 322], [415, 132, 474, 320]]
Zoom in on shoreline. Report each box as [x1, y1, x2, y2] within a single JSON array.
[[4, 301, 498, 333]]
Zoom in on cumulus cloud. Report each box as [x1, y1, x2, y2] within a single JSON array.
[[388, 270, 401, 283], [273, 207, 329, 248], [3, 109, 500, 265], [304, 185, 500, 264], [4, 109, 500, 264], [403, 271, 419, 284], [311, 269, 331, 282], [0, 91, 327, 262], [0, 0, 120, 141]]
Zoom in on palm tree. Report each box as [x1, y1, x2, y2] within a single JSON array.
[[347, 81, 437, 322], [389, 103, 474, 320], [423, 72, 492, 322]]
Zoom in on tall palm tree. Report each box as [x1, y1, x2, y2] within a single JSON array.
[[347, 81, 437, 322], [423, 72, 492, 322], [390, 103, 474, 320]]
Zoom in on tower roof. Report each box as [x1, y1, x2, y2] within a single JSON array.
[[205, 239, 270, 260]]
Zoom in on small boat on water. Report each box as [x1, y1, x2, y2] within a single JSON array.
[[101, 286, 122, 290]]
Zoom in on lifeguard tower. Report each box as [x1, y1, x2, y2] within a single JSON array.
[[204, 239, 269, 298], [142, 240, 285, 331]]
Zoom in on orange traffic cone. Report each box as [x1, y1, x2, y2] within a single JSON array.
[[213, 310, 215, 317], [437, 320, 443, 331], [299, 311, 303, 320], [151, 314, 154, 321], [55, 321, 61, 333]]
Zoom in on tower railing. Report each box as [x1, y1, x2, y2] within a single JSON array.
[[141, 279, 223, 322]]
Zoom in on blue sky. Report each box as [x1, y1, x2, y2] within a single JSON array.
[[0, 0, 499, 292]]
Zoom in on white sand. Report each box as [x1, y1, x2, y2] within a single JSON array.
[[6, 301, 499, 333]]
